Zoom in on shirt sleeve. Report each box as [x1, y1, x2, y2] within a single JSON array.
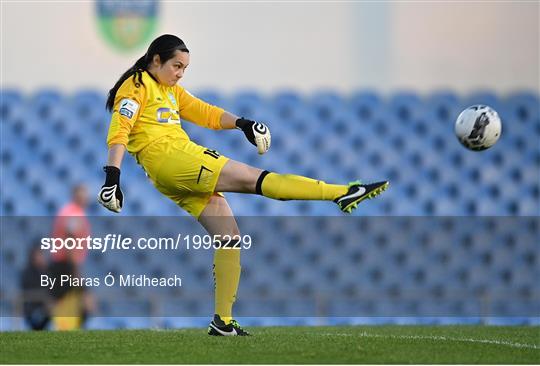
[[176, 86, 225, 130], [106, 76, 147, 147]]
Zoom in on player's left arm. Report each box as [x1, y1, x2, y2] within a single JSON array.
[[176, 86, 271, 154], [176, 86, 225, 130]]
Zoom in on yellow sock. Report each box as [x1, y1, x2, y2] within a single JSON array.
[[257, 171, 348, 201], [220, 316, 232, 324], [213, 248, 241, 323], [52, 291, 83, 330]]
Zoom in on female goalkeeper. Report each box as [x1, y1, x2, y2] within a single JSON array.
[[98, 34, 388, 336]]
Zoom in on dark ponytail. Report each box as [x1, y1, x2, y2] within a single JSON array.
[[105, 34, 189, 112], [105, 55, 147, 112]]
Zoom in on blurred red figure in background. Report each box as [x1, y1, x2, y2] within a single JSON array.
[[52, 184, 91, 264], [49, 184, 94, 330]]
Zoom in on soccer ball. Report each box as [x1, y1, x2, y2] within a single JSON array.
[[455, 105, 502, 151]]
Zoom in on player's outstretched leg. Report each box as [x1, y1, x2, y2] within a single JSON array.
[[257, 172, 389, 213], [216, 160, 389, 214]]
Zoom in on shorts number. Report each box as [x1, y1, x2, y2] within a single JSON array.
[[204, 149, 220, 159]]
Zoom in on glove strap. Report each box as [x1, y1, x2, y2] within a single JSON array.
[[235, 118, 257, 146], [103, 166, 120, 186], [235, 117, 250, 130]]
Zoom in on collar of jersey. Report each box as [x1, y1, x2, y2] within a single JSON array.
[[145, 70, 159, 84], [144, 70, 173, 92]]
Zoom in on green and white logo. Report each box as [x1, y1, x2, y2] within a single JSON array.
[[96, 0, 159, 52]]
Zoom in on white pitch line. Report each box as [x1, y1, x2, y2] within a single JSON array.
[[321, 332, 540, 350]]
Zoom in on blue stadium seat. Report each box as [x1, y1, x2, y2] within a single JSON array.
[[271, 90, 304, 120], [70, 90, 106, 121], [388, 91, 423, 122], [0, 89, 25, 126], [349, 90, 381, 121], [194, 89, 226, 109], [505, 92, 539, 123], [424, 90, 460, 123], [28, 89, 64, 122], [309, 90, 345, 121], [230, 90, 265, 118], [0, 89, 538, 328]]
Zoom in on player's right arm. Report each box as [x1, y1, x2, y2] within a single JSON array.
[[98, 78, 147, 213], [98, 146, 124, 213]]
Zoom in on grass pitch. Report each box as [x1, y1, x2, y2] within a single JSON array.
[[1, 325, 539, 364]]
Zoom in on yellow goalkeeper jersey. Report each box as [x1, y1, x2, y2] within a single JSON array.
[[106, 70, 225, 153]]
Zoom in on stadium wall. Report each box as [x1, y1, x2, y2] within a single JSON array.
[[1, 2, 538, 94]]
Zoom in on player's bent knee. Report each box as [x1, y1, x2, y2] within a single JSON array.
[[199, 195, 241, 238]]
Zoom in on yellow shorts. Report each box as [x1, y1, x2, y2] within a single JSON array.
[[136, 136, 229, 218]]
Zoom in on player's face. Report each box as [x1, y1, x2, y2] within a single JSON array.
[[156, 50, 190, 87]]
